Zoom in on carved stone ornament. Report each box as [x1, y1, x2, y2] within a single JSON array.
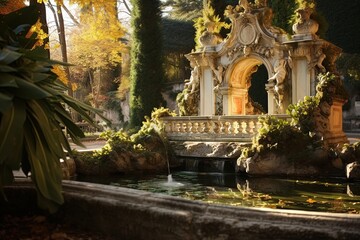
[[292, 7, 319, 36], [199, 21, 223, 47], [268, 58, 288, 109], [238, 23, 257, 45]]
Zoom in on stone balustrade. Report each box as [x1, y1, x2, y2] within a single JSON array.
[[160, 115, 289, 142]]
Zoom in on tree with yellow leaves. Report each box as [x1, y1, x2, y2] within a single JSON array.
[[66, 0, 126, 110]]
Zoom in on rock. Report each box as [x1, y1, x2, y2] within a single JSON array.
[[347, 184, 360, 197], [309, 148, 329, 166], [346, 161, 360, 181], [236, 152, 319, 177], [339, 143, 360, 165], [331, 158, 343, 169], [110, 151, 167, 173], [171, 141, 247, 159]]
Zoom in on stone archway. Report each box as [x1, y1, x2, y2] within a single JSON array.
[[221, 57, 271, 115]]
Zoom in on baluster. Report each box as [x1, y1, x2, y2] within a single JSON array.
[[233, 121, 240, 134], [219, 121, 225, 134], [172, 121, 177, 133], [198, 122, 204, 133], [248, 120, 255, 134], [174, 122, 180, 132], [164, 121, 171, 133], [213, 121, 220, 133], [193, 122, 199, 133], [223, 121, 230, 134], [180, 122, 186, 132], [230, 121, 234, 134], [204, 121, 211, 133], [241, 121, 247, 134], [187, 122, 192, 133]]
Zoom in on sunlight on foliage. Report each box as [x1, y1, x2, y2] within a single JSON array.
[[194, 2, 230, 49], [27, 19, 49, 48], [51, 65, 77, 91], [68, 1, 126, 70]]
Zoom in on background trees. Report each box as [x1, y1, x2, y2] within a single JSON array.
[[68, 0, 126, 115]]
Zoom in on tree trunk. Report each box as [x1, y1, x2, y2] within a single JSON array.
[[56, 3, 73, 97]]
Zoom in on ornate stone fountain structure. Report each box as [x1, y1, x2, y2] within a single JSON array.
[[163, 1, 348, 147]]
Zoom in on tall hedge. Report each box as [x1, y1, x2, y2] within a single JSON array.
[[130, 0, 165, 128]]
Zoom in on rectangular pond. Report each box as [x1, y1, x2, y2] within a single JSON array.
[[75, 171, 360, 214]]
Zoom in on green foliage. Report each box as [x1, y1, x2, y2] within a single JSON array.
[[161, 0, 203, 21], [97, 129, 139, 155], [287, 96, 320, 134], [76, 108, 176, 171], [176, 88, 188, 116], [268, 0, 297, 33], [316, 72, 348, 103], [250, 116, 316, 157], [131, 107, 176, 142], [193, 2, 230, 49], [0, 6, 106, 212], [130, 0, 165, 128], [242, 71, 350, 163]]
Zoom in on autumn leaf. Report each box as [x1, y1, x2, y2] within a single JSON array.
[[306, 198, 317, 204]]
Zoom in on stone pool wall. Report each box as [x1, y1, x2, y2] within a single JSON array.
[[3, 180, 360, 240]]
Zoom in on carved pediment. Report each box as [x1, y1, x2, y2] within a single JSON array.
[[218, 6, 286, 65]]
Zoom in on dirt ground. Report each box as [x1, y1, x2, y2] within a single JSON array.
[[0, 214, 115, 240]]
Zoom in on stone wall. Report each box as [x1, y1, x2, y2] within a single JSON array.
[[3, 180, 360, 240]]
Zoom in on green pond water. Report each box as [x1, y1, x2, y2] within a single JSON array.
[[76, 171, 360, 214]]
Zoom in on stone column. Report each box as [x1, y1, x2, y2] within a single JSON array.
[[291, 58, 310, 103], [265, 81, 276, 114], [200, 67, 215, 115]]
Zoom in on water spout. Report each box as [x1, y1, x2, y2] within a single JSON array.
[[163, 174, 184, 187]]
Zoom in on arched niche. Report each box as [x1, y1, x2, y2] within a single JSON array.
[[221, 55, 275, 115]]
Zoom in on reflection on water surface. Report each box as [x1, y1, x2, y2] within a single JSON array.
[[76, 171, 360, 214]]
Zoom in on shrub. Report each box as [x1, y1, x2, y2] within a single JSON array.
[[287, 95, 320, 134], [245, 115, 319, 159]]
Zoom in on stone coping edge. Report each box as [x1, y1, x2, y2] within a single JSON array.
[[4, 179, 360, 240]]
